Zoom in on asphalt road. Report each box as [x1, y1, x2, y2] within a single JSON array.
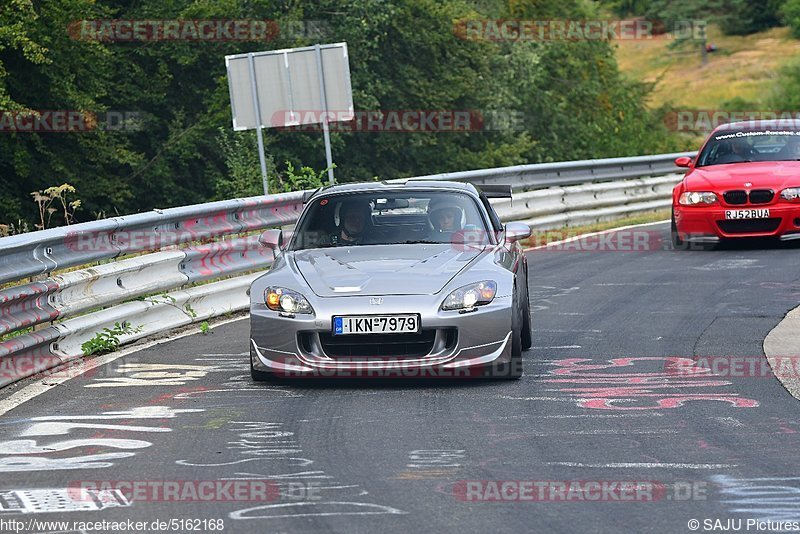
[[2, 222, 800, 533]]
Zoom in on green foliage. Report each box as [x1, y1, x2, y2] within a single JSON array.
[[603, 0, 783, 36], [81, 322, 143, 355], [199, 321, 210, 335], [718, 0, 784, 35], [272, 161, 330, 194], [784, 0, 800, 38], [769, 57, 800, 110], [0, 326, 33, 342], [214, 127, 274, 199]]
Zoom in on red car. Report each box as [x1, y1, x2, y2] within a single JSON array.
[[672, 120, 800, 248]]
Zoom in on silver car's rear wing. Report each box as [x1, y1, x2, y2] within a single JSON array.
[[477, 185, 512, 199]]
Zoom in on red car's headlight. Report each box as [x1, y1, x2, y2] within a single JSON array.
[[781, 187, 800, 201], [678, 192, 717, 206]]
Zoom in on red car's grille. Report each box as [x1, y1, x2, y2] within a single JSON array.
[[723, 189, 774, 205], [717, 218, 781, 234], [748, 189, 774, 204], [723, 190, 747, 205]]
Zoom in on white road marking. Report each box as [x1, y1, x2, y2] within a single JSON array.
[[538, 329, 602, 333], [229, 501, 406, 520], [539, 429, 679, 436], [692, 259, 761, 271], [708, 416, 746, 427], [594, 283, 675, 286], [0, 316, 245, 417], [545, 462, 737, 469]]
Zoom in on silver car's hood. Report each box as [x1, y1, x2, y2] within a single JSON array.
[[292, 244, 484, 297]]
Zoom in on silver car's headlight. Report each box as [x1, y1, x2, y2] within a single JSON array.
[[678, 192, 717, 205], [781, 187, 800, 201], [265, 287, 314, 314], [441, 281, 497, 311]]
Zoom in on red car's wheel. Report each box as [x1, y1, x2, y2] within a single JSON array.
[[671, 210, 684, 249]]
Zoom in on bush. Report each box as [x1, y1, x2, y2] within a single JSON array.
[[768, 57, 800, 110], [718, 0, 783, 35], [784, 0, 800, 38]]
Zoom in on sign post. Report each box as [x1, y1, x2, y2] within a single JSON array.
[[225, 43, 354, 191], [247, 53, 270, 194]]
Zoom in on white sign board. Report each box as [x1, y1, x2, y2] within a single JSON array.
[[225, 42, 354, 130]]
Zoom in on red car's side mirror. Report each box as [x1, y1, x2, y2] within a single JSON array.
[[675, 156, 693, 168]]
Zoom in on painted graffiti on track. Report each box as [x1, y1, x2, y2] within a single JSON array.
[[538, 357, 759, 410]]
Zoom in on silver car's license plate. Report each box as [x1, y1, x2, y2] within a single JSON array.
[[333, 315, 419, 335], [725, 209, 769, 220]]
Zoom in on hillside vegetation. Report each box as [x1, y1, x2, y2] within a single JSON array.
[[615, 25, 800, 108]]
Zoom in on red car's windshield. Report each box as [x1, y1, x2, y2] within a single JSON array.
[[696, 129, 800, 167]]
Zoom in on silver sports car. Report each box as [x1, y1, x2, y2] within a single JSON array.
[[249, 180, 532, 379]]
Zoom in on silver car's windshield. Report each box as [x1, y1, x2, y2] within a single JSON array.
[[697, 129, 800, 166], [289, 191, 491, 250]]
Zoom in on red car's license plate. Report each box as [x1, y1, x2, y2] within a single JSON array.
[[725, 209, 770, 220]]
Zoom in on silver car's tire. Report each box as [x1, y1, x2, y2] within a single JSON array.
[[507, 294, 524, 379], [250, 352, 275, 382], [521, 266, 532, 350], [489, 292, 523, 380]]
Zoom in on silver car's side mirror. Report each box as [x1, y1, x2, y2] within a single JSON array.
[[258, 229, 283, 255], [505, 222, 531, 243]]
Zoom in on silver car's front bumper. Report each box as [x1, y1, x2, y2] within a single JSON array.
[[250, 294, 513, 378]]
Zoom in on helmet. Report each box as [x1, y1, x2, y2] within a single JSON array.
[[337, 198, 372, 238], [427, 197, 464, 230], [339, 198, 372, 220]]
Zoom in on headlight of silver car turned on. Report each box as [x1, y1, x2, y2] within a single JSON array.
[[678, 192, 718, 205], [441, 281, 497, 313], [265, 287, 314, 316], [781, 187, 800, 201]]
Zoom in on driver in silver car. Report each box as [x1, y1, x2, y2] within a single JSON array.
[[428, 198, 464, 237], [329, 199, 372, 246]]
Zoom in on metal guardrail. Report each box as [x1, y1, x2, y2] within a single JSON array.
[[410, 151, 696, 190], [0, 152, 694, 387]]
